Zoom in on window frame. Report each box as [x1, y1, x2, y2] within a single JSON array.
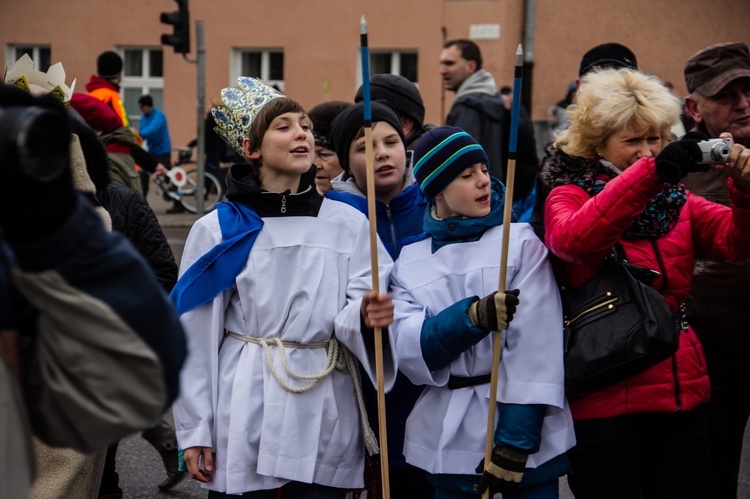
[[118, 47, 165, 128], [355, 49, 418, 88], [5, 44, 52, 72], [230, 48, 285, 92]]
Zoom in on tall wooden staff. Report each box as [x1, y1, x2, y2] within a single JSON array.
[[482, 43, 523, 499], [360, 15, 391, 499]]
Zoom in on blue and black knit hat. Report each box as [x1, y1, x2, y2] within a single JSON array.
[[412, 126, 489, 200]]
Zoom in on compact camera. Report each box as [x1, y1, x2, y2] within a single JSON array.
[[696, 138, 732, 165], [0, 104, 70, 182]]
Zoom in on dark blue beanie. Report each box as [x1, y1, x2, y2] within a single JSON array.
[[412, 126, 490, 199], [330, 100, 405, 173]]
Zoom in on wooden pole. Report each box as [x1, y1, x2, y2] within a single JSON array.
[[360, 16, 390, 499], [482, 43, 523, 499]]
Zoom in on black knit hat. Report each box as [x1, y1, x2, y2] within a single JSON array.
[[354, 74, 425, 128], [97, 51, 123, 79], [412, 126, 489, 200], [308, 100, 352, 150], [579, 43, 638, 77], [330, 100, 405, 173]]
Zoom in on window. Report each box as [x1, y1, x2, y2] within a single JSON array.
[[120, 47, 164, 128], [6, 45, 51, 72], [231, 49, 285, 92], [357, 49, 418, 88]]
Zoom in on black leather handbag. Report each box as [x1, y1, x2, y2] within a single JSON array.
[[557, 244, 680, 395]]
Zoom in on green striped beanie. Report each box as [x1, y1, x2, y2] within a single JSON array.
[[412, 126, 490, 199]]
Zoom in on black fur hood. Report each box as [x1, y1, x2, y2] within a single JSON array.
[[539, 144, 615, 189]]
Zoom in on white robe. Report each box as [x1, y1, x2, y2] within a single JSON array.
[[391, 223, 575, 475], [173, 199, 396, 494]]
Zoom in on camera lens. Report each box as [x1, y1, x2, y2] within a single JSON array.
[[710, 142, 730, 163], [0, 106, 70, 182], [17, 107, 70, 181]]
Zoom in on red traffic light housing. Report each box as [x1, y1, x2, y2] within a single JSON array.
[[160, 0, 190, 54]]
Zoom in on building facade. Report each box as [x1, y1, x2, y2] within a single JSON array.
[[2, 0, 749, 153]]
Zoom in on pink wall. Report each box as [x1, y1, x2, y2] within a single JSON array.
[[533, 0, 750, 122], [2, 0, 749, 150]]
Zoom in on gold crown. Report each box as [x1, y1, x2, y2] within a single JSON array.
[[4, 54, 76, 106], [211, 77, 283, 158]]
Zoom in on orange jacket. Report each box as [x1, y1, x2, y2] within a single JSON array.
[[85, 75, 129, 127]]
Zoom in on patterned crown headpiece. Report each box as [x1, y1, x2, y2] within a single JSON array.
[[4, 54, 76, 106], [211, 76, 284, 158]]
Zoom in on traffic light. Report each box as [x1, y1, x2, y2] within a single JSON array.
[[160, 0, 190, 54]]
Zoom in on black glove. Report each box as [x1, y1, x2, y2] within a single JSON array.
[[474, 445, 528, 494], [655, 131, 710, 182], [0, 84, 74, 243], [468, 289, 520, 332]]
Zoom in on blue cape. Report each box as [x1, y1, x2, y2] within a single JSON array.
[[170, 200, 263, 315]]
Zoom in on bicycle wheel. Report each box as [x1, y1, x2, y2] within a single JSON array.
[[178, 170, 224, 213]]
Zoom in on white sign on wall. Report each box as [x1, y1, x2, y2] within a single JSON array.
[[469, 24, 501, 40]]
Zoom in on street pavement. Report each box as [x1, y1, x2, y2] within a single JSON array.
[[148, 184, 201, 228], [116, 424, 204, 498], [147, 183, 202, 266], [118, 182, 750, 498]]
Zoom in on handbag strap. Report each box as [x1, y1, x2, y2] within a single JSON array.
[[552, 245, 620, 293], [610, 242, 627, 264], [553, 242, 663, 291]]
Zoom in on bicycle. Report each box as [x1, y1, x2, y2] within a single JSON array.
[[152, 147, 225, 214]]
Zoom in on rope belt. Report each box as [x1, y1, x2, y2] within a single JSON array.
[[226, 332, 380, 456]]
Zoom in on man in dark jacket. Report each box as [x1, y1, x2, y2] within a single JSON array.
[[681, 41, 750, 499], [439, 39, 537, 203], [440, 39, 506, 179]]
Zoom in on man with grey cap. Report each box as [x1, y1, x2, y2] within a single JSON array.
[[681, 41, 750, 499]]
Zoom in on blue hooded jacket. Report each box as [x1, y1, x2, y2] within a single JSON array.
[[326, 173, 428, 259]]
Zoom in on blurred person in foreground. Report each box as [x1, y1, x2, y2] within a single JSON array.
[[0, 82, 186, 498]]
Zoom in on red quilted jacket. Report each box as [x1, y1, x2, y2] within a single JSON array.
[[544, 155, 750, 420]]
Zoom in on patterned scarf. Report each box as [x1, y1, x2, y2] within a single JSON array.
[[572, 170, 687, 239]]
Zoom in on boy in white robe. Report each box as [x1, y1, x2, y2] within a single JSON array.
[[390, 126, 575, 498], [171, 77, 397, 497]]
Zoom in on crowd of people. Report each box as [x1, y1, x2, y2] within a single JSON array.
[[1, 36, 750, 499]]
